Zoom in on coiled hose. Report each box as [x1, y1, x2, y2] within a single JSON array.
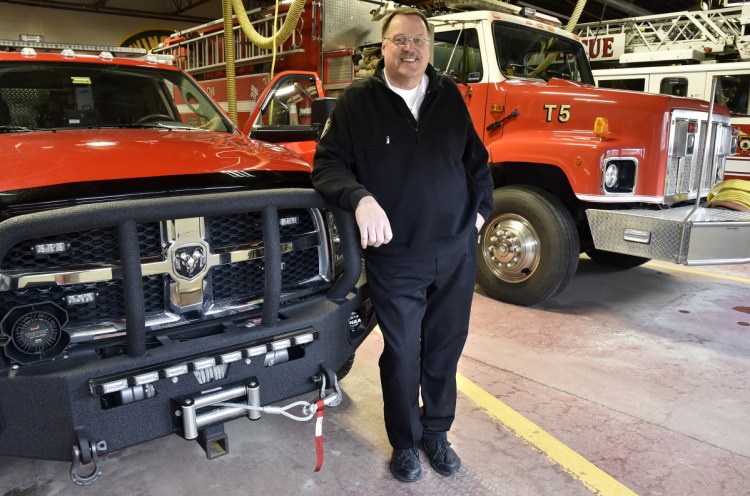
[[221, 0, 306, 125], [222, 0, 237, 124], [529, 0, 587, 78]]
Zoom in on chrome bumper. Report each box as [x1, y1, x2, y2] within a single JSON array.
[[586, 205, 750, 265]]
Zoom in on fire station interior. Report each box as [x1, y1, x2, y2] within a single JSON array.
[[1, 1, 749, 495]]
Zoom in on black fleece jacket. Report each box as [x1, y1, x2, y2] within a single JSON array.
[[312, 61, 494, 260]]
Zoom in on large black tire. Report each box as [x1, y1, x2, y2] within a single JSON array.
[[585, 249, 650, 269], [476, 185, 579, 306]]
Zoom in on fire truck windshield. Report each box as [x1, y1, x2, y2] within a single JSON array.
[[0, 62, 233, 132], [493, 22, 594, 84]]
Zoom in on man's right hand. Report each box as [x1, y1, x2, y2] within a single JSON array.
[[355, 196, 393, 249]]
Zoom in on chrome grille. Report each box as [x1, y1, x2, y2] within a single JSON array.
[[666, 110, 732, 201], [211, 259, 265, 302], [1, 222, 161, 270], [0, 276, 165, 328], [207, 211, 263, 250], [207, 209, 315, 250], [0, 194, 332, 352]]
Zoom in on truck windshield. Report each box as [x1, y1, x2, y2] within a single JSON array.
[[493, 21, 594, 84], [0, 62, 233, 132]]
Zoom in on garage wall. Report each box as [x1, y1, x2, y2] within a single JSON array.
[[0, 4, 203, 47]]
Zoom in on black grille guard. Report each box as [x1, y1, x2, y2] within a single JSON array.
[[0, 188, 361, 358]]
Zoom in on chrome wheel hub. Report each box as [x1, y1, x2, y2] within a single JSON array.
[[481, 214, 540, 283]]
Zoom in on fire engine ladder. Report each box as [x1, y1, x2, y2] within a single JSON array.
[[152, 11, 305, 75], [574, 4, 750, 63]]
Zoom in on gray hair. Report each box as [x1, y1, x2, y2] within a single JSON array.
[[381, 7, 430, 37]]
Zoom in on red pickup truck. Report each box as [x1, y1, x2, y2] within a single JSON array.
[[0, 40, 372, 485]]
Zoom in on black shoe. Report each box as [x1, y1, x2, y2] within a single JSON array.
[[390, 447, 422, 482], [422, 439, 461, 476]]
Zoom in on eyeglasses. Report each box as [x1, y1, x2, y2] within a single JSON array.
[[384, 35, 430, 48]]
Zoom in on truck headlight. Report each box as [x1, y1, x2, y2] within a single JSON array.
[[325, 210, 344, 266], [604, 163, 619, 188], [601, 158, 637, 194]]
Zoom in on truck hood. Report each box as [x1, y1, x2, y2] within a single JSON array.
[[507, 78, 726, 114], [2, 129, 312, 193]]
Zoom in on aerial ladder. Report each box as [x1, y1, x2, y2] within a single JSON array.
[[155, 7, 305, 75], [574, 3, 750, 65]]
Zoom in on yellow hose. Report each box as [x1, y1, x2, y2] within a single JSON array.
[[707, 179, 750, 211], [231, 0, 305, 50], [270, 0, 280, 79], [222, 0, 238, 125], [222, 0, 305, 126], [529, 0, 587, 77], [564, 0, 587, 32]]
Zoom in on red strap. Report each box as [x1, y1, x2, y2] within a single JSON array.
[[314, 399, 325, 472]]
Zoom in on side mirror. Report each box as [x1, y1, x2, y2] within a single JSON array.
[[311, 97, 336, 126]]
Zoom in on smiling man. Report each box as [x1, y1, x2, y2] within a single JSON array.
[[312, 6, 494, 483]]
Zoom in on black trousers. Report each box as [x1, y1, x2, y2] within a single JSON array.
[[364, 234, 476, 449]]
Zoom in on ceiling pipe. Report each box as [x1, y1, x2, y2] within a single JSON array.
[[587, 0, 654, 17]]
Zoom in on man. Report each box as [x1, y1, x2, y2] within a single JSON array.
[[312, 7, 494, 482]]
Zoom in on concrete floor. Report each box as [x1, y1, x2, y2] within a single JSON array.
[[2, 256, 750, 495]]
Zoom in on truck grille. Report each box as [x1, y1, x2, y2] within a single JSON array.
[[0, 190, 342, 362], [666, 110, 733, 200], [0, 223, 162, 270]]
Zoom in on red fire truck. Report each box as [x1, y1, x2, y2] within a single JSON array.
[[157, 0, 750, 307]]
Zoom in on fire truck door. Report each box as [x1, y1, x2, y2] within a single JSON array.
[[243, 71, 324, 165]]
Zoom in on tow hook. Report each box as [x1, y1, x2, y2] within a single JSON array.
[[309, 364, 343, 411], [70, 436, 107, 486]]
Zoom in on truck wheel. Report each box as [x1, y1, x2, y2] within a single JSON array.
[[585, 249, 650, 269], [476, 185, 579, 306]]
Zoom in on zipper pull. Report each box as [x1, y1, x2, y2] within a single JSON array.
[[386, 136, 390, 145]]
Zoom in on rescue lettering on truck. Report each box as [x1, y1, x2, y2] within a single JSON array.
[[0, 39, 373, 485], [156, 0, 750, 307]]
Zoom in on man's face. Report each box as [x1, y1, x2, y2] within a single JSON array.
[[382, 14, 430, 90]]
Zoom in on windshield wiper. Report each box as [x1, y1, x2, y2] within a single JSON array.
[[114, 122, 200, 130]]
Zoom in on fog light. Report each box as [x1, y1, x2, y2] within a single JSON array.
[[65, 292, 96, 305], [219, 351, 243, 364], [131, 371, 160, 386], [162, 364, 189, 378], [34, 241, 68, 255], [246, 345, 267, 357]]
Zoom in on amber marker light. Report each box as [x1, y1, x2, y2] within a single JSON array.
[[593, 117, 609, 138]]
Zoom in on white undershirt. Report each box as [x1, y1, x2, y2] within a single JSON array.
[[384, 72, 428, 121]]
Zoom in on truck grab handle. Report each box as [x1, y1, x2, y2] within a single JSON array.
[[487, 109, 520, 132]]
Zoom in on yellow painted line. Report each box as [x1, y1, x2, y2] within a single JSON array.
[[645, 261, 750, 285], [457, 373, 638, 496]]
